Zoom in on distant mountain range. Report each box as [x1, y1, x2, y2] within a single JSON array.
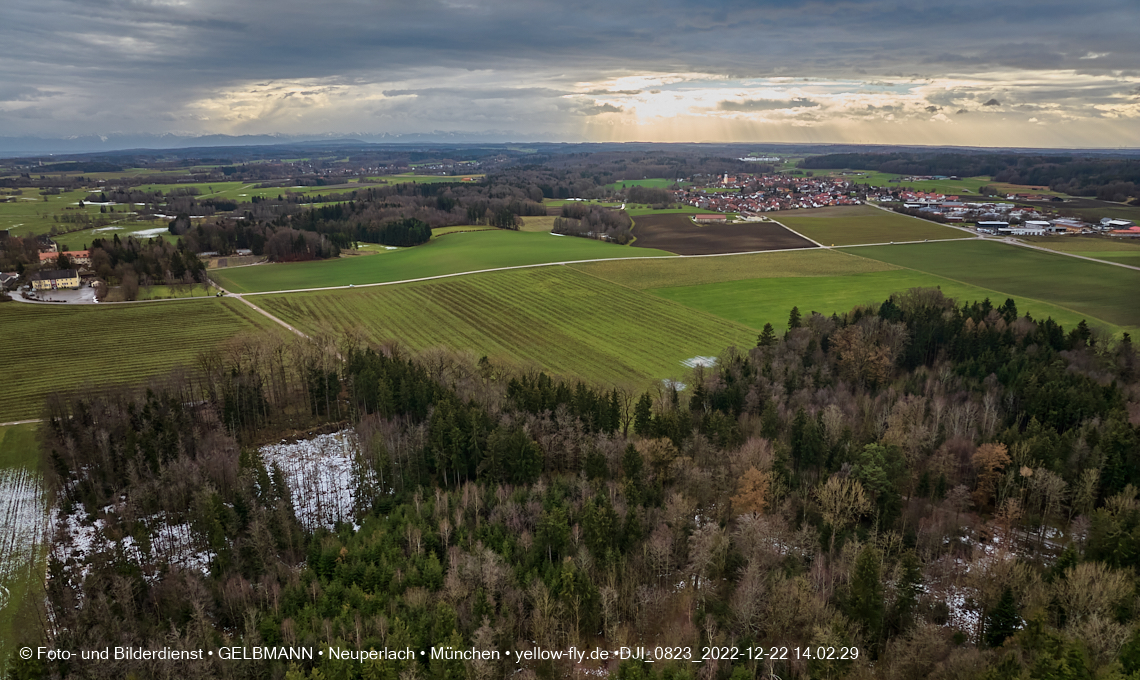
[[0, 131, 556, 157], [0, 132, 1137, 159]]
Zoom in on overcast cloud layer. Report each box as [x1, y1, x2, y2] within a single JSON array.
[[2, 0, 1138, 147]]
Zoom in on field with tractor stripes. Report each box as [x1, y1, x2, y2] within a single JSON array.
[[257, 266, 758, 385], [0, 299, 279, 422]]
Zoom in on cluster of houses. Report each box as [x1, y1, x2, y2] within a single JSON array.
[[672, 174, 862, 216], [0, 240, 95, 293], [866, 188, 1138, 236]]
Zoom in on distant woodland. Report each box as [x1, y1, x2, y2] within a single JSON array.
[[800, 153, 1140, 202], [11, 289, 1140, 680]]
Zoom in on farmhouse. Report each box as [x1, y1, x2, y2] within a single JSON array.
[[31, 269, 80, 291], [693, 214, 727, 223], [976, 221, 1008, 234], [39, 250, 91, 265], [1102, 218, 1135, 230], [0, 272, 18, 290]]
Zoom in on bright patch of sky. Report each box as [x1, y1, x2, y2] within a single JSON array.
[[1, 0, 1137, 147]]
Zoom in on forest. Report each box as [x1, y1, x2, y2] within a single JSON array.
[[9, 287, 1140, 680], [800, 153, 1140, 201]]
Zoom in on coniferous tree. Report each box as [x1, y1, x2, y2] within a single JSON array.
[[757, 322, 776, 347], [984, 586, 1019, 648]]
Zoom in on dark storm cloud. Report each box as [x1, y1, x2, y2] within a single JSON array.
[[717, 98, 820, 111], [0, 0, 1138, 136]]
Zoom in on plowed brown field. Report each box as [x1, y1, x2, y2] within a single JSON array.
[[631, 213, 817, 255]]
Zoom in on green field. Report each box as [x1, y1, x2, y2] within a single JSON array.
[[809, 169, 993, 196], [626, 204, 731, 217], [256, 267, 757, 385], [1022, 236, 1140, 267], [0, 423, 47, 674], [651, 269, 1097, 333], [365, 174, 483, 184], [570, 249, 897, 290], [213, 230, 674, 294], [845, 240, 1140, 332], [0, 298, 279, 422], [605, 178, 685, 191], [772, 205, 972, 246], [0, 188, 117, 239]]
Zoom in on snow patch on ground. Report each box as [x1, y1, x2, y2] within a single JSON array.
[[130, 226, 174, 237], [681, 356, 718, 368], [259, 430, 364, 532], [90, 226, 123, 232], [52, 504, 212, 582], [0, 467, 50, 606]]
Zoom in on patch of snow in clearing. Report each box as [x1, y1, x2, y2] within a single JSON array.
[[663, 379, 686, 391], [681, 356, 718, 368], [51, 505, 212, 582], [259, 430, 364, 532], [944, 586, 980, 638], [385, 246, 398, 250], [91, 226, 123, 232], [131, 227, 173, 238], [549, 232, 565, 236]]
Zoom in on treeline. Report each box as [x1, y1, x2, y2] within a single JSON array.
[[802, 152, 1140, 200], [276, 182, 545, 247], [554, 203, 633, 243], [87, 234, 208, 298], [12, 290, 1140, 680], [626, 186, 674, 205]]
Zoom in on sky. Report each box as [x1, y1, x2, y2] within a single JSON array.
[[2, 0, 1138, 148]]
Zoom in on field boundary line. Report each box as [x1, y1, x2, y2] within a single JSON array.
[[1003, 238, 1140, 272], [766, 218, 826, 247], [867, 203, 980, 236]]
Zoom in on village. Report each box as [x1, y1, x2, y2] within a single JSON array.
[[672, 173, 864, 216], [665, 173, 1139, 236]]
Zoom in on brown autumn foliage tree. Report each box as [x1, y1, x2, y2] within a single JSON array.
[[731, 466, 772, 515], [972, 442, 1011, 508], [830, 317, 907, 387]]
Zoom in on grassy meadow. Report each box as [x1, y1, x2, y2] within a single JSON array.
[[846, 240, 1140, 332], [256, 267, 756, 385], [1019, 236, 1140, 267], [772, 205, 971, 245], [651, 269, 1099, 334], [0, 298, 279, 422], [569, 249, 896, 290], [604, 178, 686, 191], [809, 169, 994, 196], [213, 230, 674, 294]]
